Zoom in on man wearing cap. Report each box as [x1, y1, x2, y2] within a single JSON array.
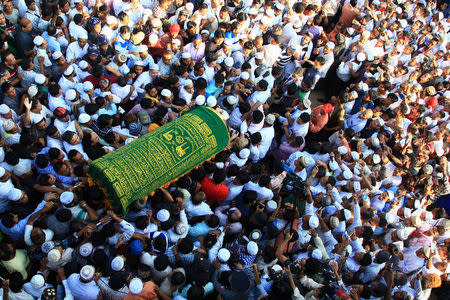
[[182, 34, 205, 62], [308, 103, 333, 134], [66, 33, 88, 63], [67, 265, 101, 300]]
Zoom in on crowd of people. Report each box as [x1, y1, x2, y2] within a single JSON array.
[[0, 0, 448, 299]]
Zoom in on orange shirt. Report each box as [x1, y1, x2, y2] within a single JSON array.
[[124, 282, 157, 300], [148, 123, 160, 133]]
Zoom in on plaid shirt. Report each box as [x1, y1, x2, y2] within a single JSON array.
[[97, 277, 129, 300]]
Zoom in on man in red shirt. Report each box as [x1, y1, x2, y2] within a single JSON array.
[[201, 169, 229, 205]]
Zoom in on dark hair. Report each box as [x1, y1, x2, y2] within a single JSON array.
[[56, 208, 72, 222], [258, 175, 271, 187], [252, 110, 264, 123], [178, 238, 194, 254], [154, 254, 169, 271], [212, 169, 226, 184], [206, 215, 220, 228], [153, 235, 167, 252], [109, 272, 126, 290], [135, 215, 149, 230], [171, 270, 185, 286], [360, 253, 372, 266], [362, 226, 374, 240], [9, 272, 24, 293], [73, 13, 83, 25], [2, 213, 15, 228], [35, 154, 49, 168]]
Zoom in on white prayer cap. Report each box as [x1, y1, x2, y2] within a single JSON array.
[[111, 256, 125, 271], [157, 209, 170, 222], [64, 65, 74, 76], [247, 241, 258, 255], [260, 16, 270, 25], [149, 34, 158, 44], [60, 191, 74, 205], [240, 71, 250, 80], [223, 39, 233, 47], [371, 137, 380, 147], [422, 164, 433, 175], [372, 154, 381, 164], [396, 7, 402, 14], [385, 213, 395, 224], [8, 188, 22, 201], [343, 209, 352, 221], [218, 248, 231, 263], [79, 243, 93, 257], [411, 215, 421, 227], [185, 2, 194, 11], [275, 2, 284, 10], [403, 207, 411, 218], [272, 264, 283, 272], [207, 96, 217, 107], [33, 36, 44, 46], [78, 113, 91, 124], [149, 63, 159, 71], [255, 52, 264, 60], [78, 32, 88, 40], [330, 216, 339, 228], [106, 16, 117, 25], [329, 159, 339, 171], [392, 241, 403, 252], [79, 60, 89, 70], [248, 8, 258, 15], [80, 265, 95, 281], [399, 19, 407, 28], [171, 39, 181, 46], [355, 52, 366, 62], [0, 104, 10, 114], [338, 146, 348, 155], [311, 248, 322, 260], [52, 51, 63, 60], [343, 170, 353, 180], [161, 89, 172, 97], [195, 95, 205, 105], [239, 148, 250, 159], [0, 166, 6, 178], [175, 222, 188, 235], [265, 113, 275, 125], [65, 89, 77, 101], [224, 57, 234, 67], [358, 82, 369, 92], [308, 215, 319, 229], [28, 85, 38, 97], [396, 229, 409, 241], [351, 151, 359, 161], [325, 42, 335, 49], [129, 278, 143, 295], [83, 81, 94, 91], [151, 18, 162, 28], [31, 274, 45, 290], [181, 52, 191, 59], [35, 74, 46, 85], [41, 241, 55, 254], [13, 160, 31, 176], [266, 200, 277, 212], [227, 95, 238, 105], [48, 248, 61, 262]]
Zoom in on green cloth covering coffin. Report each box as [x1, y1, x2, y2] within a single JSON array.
[[88, 107, 229, 214]]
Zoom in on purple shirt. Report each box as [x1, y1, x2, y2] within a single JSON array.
[[183, 42, 205, 62]]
